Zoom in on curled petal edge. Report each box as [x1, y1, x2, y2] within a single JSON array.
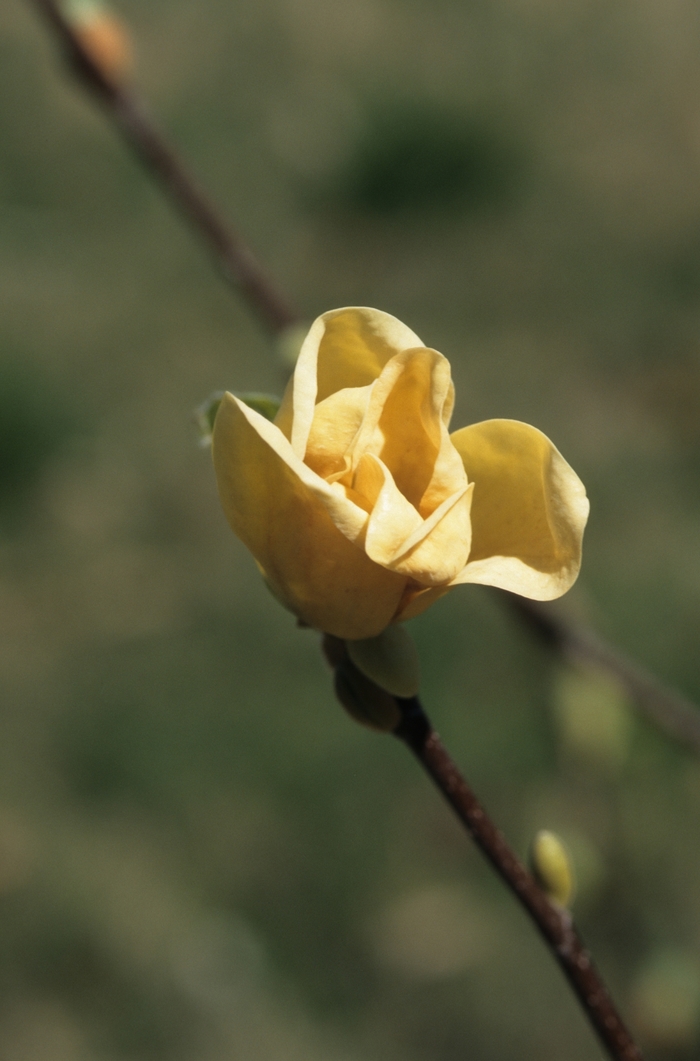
[[213, 393, 407, 639]]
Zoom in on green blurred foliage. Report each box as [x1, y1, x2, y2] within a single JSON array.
[[0, 356, 77, 513], [1, 0, 700, 1059], [323, 99, 522, 215]]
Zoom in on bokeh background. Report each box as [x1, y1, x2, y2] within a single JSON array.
[[2, 0, 700, 1058]]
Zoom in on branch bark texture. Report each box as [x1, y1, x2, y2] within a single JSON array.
[[29, 0, 297, 334], [324, 635, 645, 1061], [395, 697, 644, 1061]]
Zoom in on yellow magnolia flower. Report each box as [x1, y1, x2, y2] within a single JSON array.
[[212, 308, 589, 640]]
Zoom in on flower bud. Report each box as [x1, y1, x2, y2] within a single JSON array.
[[346, 625, 420, 698], [63, 0, 133, 80], [530, 830, 575, 908], [334, 659, 401, 732]]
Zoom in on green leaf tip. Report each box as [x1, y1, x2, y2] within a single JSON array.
[[334, 661, 401, 732], [194, 391, 225, 448], [195, 391, 281, 447], [235, 392, 282, 422]]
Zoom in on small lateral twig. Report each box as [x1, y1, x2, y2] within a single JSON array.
[[323, 636, 645, 1061], [507, 594, 700, 757], [28, 0, 297, 335], [28, 0, 700, 756]]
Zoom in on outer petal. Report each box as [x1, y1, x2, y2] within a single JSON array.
[[213, 393, 406, 639], [275, 307, 424, 460], [450, 419, 589, 600]]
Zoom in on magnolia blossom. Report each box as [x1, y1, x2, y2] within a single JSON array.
[[212, 308, 589, 640]]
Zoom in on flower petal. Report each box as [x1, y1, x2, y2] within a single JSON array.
[[275, 307, 424, 460], [349, 347, 465, 514], [356, 454, 473, 584], [450, 419, 589, 599], [213, 393, 407, 638], [391, 482, 473, 583], [355, 453, 423, 562], [304, 384, 373, 481]]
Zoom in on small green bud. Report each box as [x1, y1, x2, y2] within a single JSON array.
[[530, 830, 576, 908], [346, 625, 420, 698]]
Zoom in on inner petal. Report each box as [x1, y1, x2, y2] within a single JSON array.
[[377, 353, 442, 507], [349, 348, 466, 516], [354, 453, 423, 564], [388, 483, 473, 584], [304, 384, 373, 481], [355, 454, 473, 586]]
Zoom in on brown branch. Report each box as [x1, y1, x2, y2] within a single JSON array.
[[27, 1, 700, 755], [324, 636, 645, 1061], [398, 705, 643, 1061], [28, 0, 297, 335]]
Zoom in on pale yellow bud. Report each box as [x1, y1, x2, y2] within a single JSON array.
[[530, 830, 576, 908]]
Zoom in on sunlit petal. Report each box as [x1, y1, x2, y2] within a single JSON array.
[[356, 454, 473, 584], [450, 419, 589, 599], [275, 307, 424, 459], [304, 384, 373, 481], [349, 347, 465, 513], [213, 393, 406, 638]]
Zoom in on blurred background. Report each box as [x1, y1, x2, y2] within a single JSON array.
[[1, 0, 700, 1058]]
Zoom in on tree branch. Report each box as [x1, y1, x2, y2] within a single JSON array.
[[506, 594, 700, 756], [324, 635, 645, 1061], [27, 0, 700, 755], [28, 0, 297, 334]]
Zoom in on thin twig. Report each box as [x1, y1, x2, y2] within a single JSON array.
[[324, 636, 645, 1061], [27, 0, 700, 754], [506, 594, 700, 756], [397, 702, 643, 1061], [28, 0, 297, 334]]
